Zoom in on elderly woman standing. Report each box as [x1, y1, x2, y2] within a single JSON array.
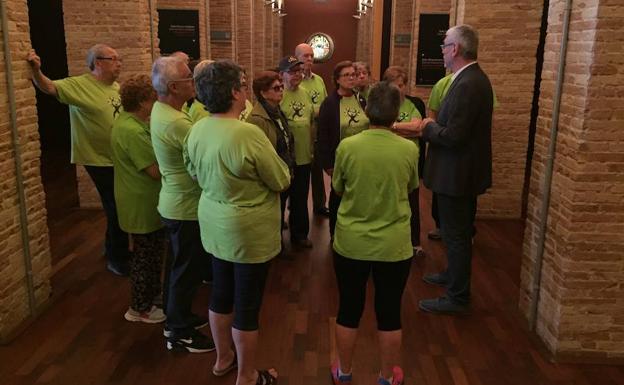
[[110, 75, 164, 323], [246, 71, 295, 232], [353, 61, 373, 100], [185, 60, 290, 385], [317, 61, 368, 238], [330, 82, 419, 385]]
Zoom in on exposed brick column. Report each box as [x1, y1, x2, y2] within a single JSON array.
[[0, 0, 52, 341], [520, 0, 624, 360], [209, 0, 235, 60], [62, 0, 158, 208], [235, 0, 253, 76], [252, 0, 265, 76]]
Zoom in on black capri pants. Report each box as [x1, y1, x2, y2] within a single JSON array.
[[333, 252, 412, 331], [209, 256, 271, 331]]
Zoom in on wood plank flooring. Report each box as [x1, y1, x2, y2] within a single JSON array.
[[1, 188, 622, 385]]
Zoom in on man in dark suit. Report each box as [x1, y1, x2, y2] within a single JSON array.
[[413, 25, 493, 314]]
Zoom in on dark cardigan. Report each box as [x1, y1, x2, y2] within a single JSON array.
[[316, 90, 367, 171]]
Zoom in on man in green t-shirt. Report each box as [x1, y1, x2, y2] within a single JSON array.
[[150, 56, 214, 353], [279, 56, 315, 249], [27, 44, 129, 276], [295, 43, 329, 217]]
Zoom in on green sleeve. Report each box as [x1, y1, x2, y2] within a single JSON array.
[[54, 77, 90, 109], [492, 89, 499, 109], [407, 143, 420, 191], [252, 130, 290, 192], [332, 143, 346, 193], [126, 127, 157, 171], [427, 81, 444, 112]]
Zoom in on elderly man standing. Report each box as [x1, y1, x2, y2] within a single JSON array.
[[295, 43, 329, 217], [414, 25, 493, 315], [279, 56, 315, 249], [150, 56, 214, 352], [27, 44, 129, 276]]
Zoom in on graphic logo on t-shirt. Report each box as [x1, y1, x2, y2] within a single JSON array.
[[397, 112, 409, 122], [289, 101, 306, 119], [109, 96, 122, 118], [345, 108, 360, 126], [310, 90, 320, 104]]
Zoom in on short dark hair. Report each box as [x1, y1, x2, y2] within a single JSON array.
[[333, 60, 353, 89], [253, 71, 280, 100], [382, 66, 408, 84], [120, 74, 156, 112], [365, 81, 400, 127], [194, 60, 243, 114]]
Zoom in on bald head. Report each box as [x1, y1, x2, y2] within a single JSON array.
[[295, 43, 314, 71]]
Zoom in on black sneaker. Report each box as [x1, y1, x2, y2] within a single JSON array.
[[166, 330, 215, 353], [163, 314, 210, 337]]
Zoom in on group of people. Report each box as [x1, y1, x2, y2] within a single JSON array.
[[26, 23, 493, 385]]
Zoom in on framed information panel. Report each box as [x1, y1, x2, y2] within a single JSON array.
[[158, 9, 200, 60], [415, 14, 449, 86]]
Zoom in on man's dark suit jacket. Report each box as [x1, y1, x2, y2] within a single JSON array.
[[422, 63, 493, 197]]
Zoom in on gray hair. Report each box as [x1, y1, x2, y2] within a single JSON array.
[[365, 81, 400, 127], [353, 61, 370, 74], [86, 44, 113, 71], [193, 59, 214, 79], [151, 56, 186, 96], [447, 25, 479, 60]]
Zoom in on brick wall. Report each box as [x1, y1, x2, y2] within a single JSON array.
[[157, 0, 209, 60], [62, 0, 158, 208], [0, 0, 52, 341], [520, 0, 624, 360], [209, 0, 235, 60]]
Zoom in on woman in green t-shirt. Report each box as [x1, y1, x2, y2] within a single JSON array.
[[186, 60, 290, 385], [111, 75, 165, 324], [330, 82, 418, 385]]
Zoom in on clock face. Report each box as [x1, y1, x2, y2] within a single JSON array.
[[307, 33, 334, 63]]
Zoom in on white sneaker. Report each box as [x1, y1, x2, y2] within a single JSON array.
[[124, 306, 166, 324]]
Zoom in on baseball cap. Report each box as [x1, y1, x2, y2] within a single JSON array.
[[278, 56, 304, 72]]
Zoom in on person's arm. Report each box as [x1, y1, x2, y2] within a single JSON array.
[[26, 50, 58, 97], [331, 143, 346, 196], [143, 163, 161, 180]]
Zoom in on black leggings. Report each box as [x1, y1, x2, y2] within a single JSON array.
[[209, 256, 271, 331], [333, 252, 412, 331]]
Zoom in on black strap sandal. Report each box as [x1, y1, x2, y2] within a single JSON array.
[[256, 369, 277, 385]]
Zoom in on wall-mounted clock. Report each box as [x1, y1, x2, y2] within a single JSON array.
[[307, 32, 334, 63]]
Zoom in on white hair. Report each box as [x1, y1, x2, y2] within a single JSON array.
[[151, 56, 186, 96]]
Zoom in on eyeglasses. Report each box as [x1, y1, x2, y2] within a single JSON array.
[[440, 43, 455, 50], [340, 72, 356, 78], [355, 71, 369, 77], [96, 56, 123, 62], [270, 84, 284, 92], [287, 68, 303, 75]]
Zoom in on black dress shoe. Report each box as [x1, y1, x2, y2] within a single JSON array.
[[418, 296, 470, 315], [422, 272, 449, 286], [314, 207, 330, 217]]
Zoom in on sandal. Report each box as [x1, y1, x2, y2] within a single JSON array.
[[377, 366, 404, 385], [330, 362, 352, 385], [256, 369, 278, 385], [212, 354, 237, 376]]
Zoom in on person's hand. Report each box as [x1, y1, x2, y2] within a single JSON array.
[[26, 50, 41, 71], [420, 118, 434, 130]]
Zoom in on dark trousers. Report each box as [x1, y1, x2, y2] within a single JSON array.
[[333, 252, 412, 331], [437, 194, 477, 305], [130, 230, 165, 312], [311, 158, 326, 211], [84, 165, 129, 268], [209, 257, 271, 331], [432, 192, 477, 237], [289, 164, 311, 241], [408, 188, 421, 247], [161, 218, 211, 337], [328, 188, 342, 238]]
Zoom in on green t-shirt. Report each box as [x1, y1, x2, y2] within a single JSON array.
[[280, 87, 314, 165], [150, 101, 201, 220], [188, 99, 210, 123], [239, 99, 254, 121], [339, 95, 369, 140], [53, 74, 121, 166], [332, 129, 419, 261], [184, 117, 291, 263], [428, 73, 499, 112], [111, 112, 162, 234], [397, 98, 422, 147], [301, 73, 327, 115]]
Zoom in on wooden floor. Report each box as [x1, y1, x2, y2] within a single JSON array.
[[1, 188, 623, 385]]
